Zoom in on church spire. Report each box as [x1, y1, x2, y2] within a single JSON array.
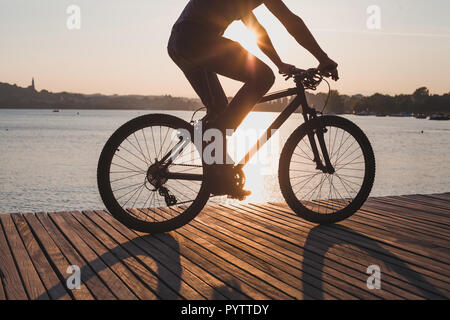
[[31, 77, 35, 91]]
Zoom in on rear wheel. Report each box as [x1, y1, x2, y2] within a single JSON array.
[[98, 114, 209, 233], [279, 116, 375, 224]]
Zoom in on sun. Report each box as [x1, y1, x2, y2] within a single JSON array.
[[224, 21, 261, 56], [223, 7, 281, 60]]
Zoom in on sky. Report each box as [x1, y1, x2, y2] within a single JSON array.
[[1, 0, 450, 97]]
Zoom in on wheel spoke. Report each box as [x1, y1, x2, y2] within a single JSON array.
[[103, 120, 205, 227], [285, 119, 372, 218]]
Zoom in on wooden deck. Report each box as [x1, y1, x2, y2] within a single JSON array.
[[0, 193, 449, 300]]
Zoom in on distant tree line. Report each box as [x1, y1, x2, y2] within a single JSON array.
[[0, 82, 201, 111], [1, 82, 449, 115], [257, 87, 450, 115]]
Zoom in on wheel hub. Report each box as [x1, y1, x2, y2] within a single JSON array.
[[146, 162, 168, 188]]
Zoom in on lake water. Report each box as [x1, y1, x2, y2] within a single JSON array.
[[0, 109, 449, 213]]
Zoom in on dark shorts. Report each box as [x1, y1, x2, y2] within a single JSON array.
[[168, 22, 272, 117]]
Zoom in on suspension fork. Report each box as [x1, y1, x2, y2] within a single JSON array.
[[299, 89, 335, 174]]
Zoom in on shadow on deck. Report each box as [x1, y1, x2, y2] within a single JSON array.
[[0, 193, 449, 300]]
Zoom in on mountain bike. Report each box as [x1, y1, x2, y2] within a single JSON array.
[[98, 68, 376, 233]]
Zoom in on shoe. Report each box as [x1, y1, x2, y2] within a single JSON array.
[[227, 188, 252, 201], [205, 164, 251, 200]]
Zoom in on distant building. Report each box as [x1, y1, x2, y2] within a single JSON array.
[[28, 77, 36, 92]]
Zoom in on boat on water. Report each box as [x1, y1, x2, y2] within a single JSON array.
[[52, 109, 60, 113], [390, 112, 412, 118], [430, 114, 450, 121], [414, 113, 427, 119]]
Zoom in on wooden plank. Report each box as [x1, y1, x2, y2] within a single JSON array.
[[235, 203, 450, 297], [374, 197, 450, 221], [23, 212, 92, 300], [155, 206, 308, 300], [92, 209, 270, 300], [318, 200, 450, 259], [35, 212, 115, 300], [76, 211, 239, 300], [423, 193, 450, 203], [265, 202, 450, 273], [49, 212, 137, 300], [209, 204, 442, 299], [317, 200, 450, 249], [0, 219, 28, 300], [0, 214, 49, 300], [82, 210, 186, 300], [358, 202, 448, 233], [1, 193, 448, 300], [348, 209, 449, 247], [369, 198, 450, 226], [253, 203, 449, 299], [125, 209, 240, 300], [11, 213, 71, 300], [191, 206, 406, 300], [68, 211, 159, 300], [345, 202, 449, 239], [265, 202, 450, 286], [80, 210, 206, 300], [361, 199, 449, 229], [396, 195, 450, 212], [0, 270, 5, 300], [171, 207, 356, 300], [101, 208, 279, 300], [199, 206, 440, 299]]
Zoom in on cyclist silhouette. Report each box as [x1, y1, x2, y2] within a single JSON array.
[[168, 0, 339, 198], [98, 1, 375, 232]]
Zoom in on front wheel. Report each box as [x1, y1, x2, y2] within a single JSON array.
[[279, 116, 376, 224]]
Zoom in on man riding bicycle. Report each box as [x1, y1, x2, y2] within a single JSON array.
[[168, 0, 339, 199]]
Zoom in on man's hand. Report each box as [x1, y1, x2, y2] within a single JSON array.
[[278, 62, 296, 78], [318, 57, 339, 81]]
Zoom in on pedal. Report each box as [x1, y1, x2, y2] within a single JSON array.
[[227, 194, 247, 201], [227, 189, 252, 201]]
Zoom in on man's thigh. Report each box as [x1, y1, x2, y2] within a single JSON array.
[[200, 37, 270, 84]]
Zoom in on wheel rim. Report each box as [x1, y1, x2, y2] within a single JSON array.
[[288, 123, 367, 215], [107, 124, 203, 223]]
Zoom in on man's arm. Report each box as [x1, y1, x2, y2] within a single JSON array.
[[242, 13, 294, 74], [264, 0, 338, 79]]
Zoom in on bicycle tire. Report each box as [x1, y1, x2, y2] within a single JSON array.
[[279, 116, 376, 224]]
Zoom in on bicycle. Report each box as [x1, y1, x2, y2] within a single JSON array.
[[97, 67, 376, 233]]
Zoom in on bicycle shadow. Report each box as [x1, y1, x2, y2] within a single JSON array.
[[301, 224, 447, 300], [35, 230, 185, 300], [34, 219, 244, 300]]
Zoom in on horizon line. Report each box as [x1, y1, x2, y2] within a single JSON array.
[[1, 80, 449, 99]]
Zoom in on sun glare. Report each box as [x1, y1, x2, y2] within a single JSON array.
[[227, 113, 280, 203], [224, 7, 283, 62], [224, 22, 261, 56]]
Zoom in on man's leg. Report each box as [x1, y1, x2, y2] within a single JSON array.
[[201, 38, 276, 133], [168, 53, 228, 116]]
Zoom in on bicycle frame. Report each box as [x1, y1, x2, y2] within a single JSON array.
[[165, 83, 335, 182], [237, 84, 334, 173]]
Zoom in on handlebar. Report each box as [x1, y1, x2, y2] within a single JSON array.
[[287, 67, 325, 91]]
